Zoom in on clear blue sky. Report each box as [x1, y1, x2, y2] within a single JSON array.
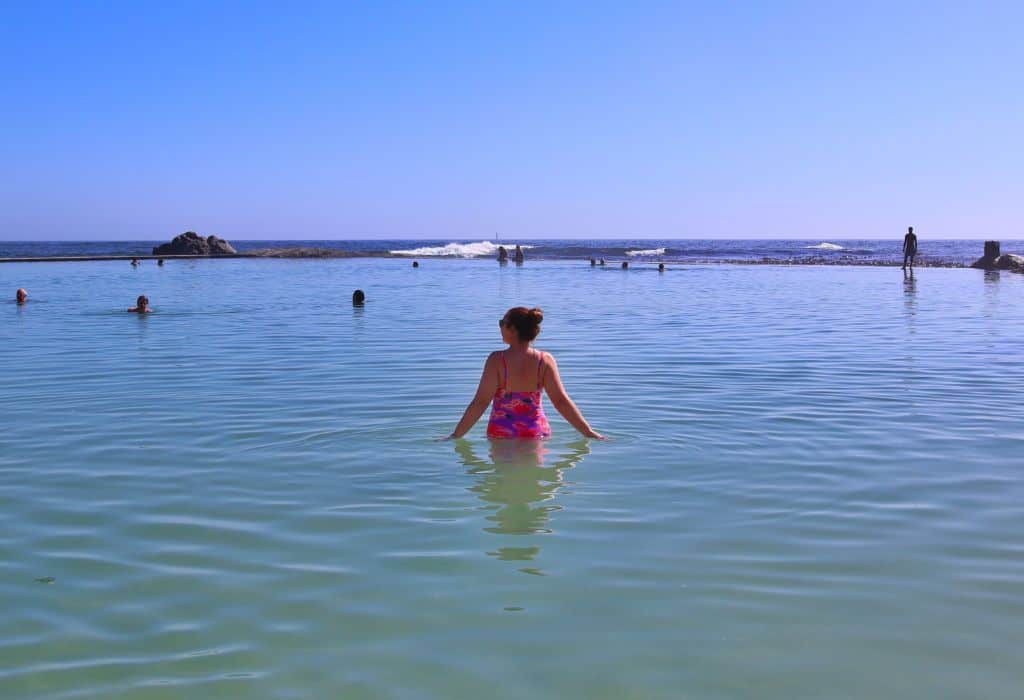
[[1, 1, 1020, 240]]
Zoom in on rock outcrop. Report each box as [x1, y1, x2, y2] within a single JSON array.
[[993, 254, 1024, 271], [152, 232, 237, 256], [970, 241, 1024, 271]]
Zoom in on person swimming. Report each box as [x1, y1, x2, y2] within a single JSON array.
[[16, 288, 28, 304], [447, 306, 604, 440], [128, 295, 151, 313], [352, 289, 366, 306], [514, 245, 524, 264], [131, 258, 140, 267], [497, 246, 509, 263], [158, 258, 165, 267]]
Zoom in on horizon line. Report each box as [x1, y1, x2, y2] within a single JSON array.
[[1, 236, 1019, 243]]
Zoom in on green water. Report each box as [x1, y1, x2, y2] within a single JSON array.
[[2, 259, 1023, 698]]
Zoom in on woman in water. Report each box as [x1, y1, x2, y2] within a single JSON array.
[[128, 295, 151, 313], [447, 307, 604, 440]]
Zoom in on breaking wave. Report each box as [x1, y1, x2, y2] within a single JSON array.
[[389, 241, 533, 258], [626, 248, 666, 257], [805, 242, 844, 251]]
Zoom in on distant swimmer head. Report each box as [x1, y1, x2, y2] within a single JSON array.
[[658, 263, 665, 271], [599, 258, 606, 266], [501, 306, 543, 342], [590, 258, 596, 266], [16, 288, 27, 303], [621, 261, 629, 269], [412, 261, 419, 268], [129, 295, 150, 313], [158, 258, 165, 266], [352, 289, 366, 306], [131, 258, 139, 266]]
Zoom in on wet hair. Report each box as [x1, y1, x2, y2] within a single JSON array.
[[503, 306, 543, 341], [137, 295, 149, 307], [658, 263, 665, 271], [352, 289, 366, 305], [412, 261, 419, 267], [621, 261, 629, 269]]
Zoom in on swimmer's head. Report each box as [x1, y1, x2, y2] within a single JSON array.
[[658, 263, 665, 271], [16, 288, 27, 303], [412, 261, 419, 268], [501, 306, 543, 342], [352, 289, 366, 306], [136, 295, 149, 309], [908, 226, 914, 233], [621, 261, 629, 269]]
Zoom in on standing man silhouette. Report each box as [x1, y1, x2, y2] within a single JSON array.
[[902, 226, 918, 270]]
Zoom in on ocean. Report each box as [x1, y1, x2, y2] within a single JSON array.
[[0, 238, 1018, 266], [2, 254, 1023, 698]]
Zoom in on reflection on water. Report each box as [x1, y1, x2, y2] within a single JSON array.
[[454, 439, 591, 571], [902, 268, 917, 335], [902, 267, 916, 299]]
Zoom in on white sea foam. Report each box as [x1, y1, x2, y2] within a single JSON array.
[[389, 241, 533, 257], [805, 242, 844, 251], [626, 248, 666, 256]]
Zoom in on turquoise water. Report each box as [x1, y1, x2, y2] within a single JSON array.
[[3, 258, 1024, 699]]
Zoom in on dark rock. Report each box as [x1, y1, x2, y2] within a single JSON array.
[[206, 235, 236, 255], [152, 232, 237, 256], [971, 253, 1024, 271], [971, 240, 1002, 269], [995, 254, 1024, 271]]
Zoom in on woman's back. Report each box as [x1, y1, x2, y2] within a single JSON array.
[[497, 348, 547, 394]]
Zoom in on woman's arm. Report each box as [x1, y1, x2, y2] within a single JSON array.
[[448, 352, 500, 439], [542, 354, 605, 439]]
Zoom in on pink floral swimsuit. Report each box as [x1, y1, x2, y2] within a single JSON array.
[[487, 351, 552, 439]]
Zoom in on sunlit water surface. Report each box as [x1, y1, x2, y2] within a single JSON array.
[[2, 259, 1023, 699]]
